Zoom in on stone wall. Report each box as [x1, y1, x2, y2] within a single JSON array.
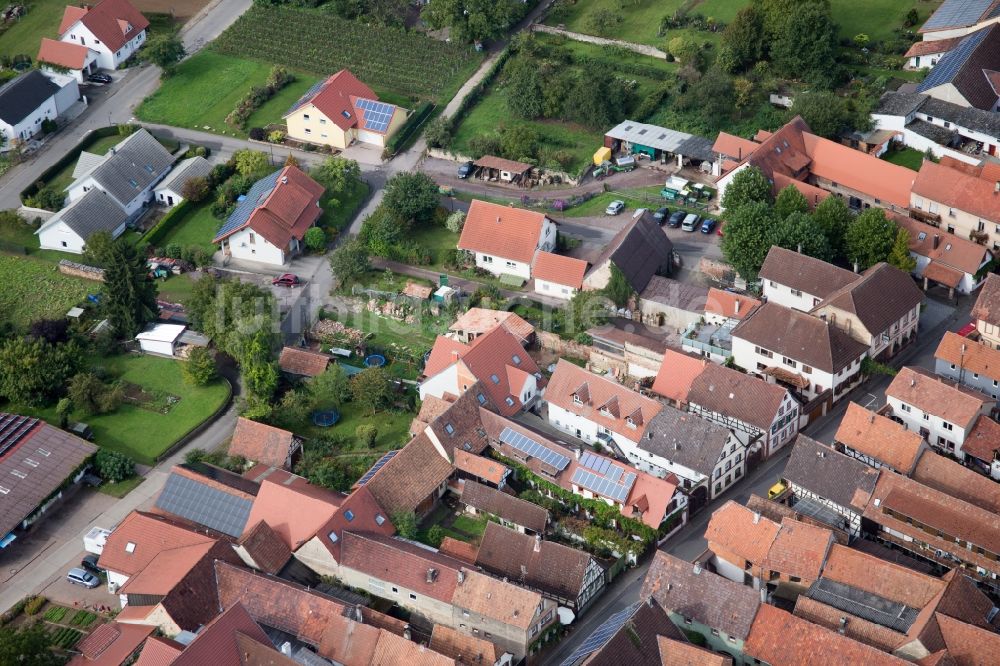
[[58, 259, 104, 282], [537, 330, 592, 358]]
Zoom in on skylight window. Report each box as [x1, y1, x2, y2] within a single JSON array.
[[505, 397, 515, 406], [476, 393, 486, 405], [125, 542, 136, 553], [328, 532, 339, 543], [490, 374, 500, 384], [917, 232, 926, 241], [344, 510, 354, 522], [0, 486, 8, 495], [10, 469, 26, 479], [341, 110, 351, 119], [128, 178, 138, 187], [445, 423, 455, 435], [375, 514, 385, 526], [512, 355, 521, 365], [36, 448, 50, 457], [463, 442, 472, 451], [144, 165, 153, 173]]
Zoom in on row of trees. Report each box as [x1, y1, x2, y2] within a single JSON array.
[[720, 166, 914, 282]]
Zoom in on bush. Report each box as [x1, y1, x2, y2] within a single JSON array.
[[68, 372, 122, 415], [165, 243, 183, 258], [445, 211, 465, 233], [180, 176, 210, 203], [268, 130, 286, 143], [249, 127, 266, 141], [355, 424, 378, 447], [23, 596, 46, 616], [427, 525, 445, 547], [303, 226, 326, 251], [95, 449, 135, 483], [181, 347, 217, 385]]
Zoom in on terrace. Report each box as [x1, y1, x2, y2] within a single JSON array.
[[680, 320, 733, 361]]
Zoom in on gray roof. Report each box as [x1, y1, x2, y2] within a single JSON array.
[[919, 96, 1000, 136], [71, 151, 107, 180], [641, 405, 733, 477], [908, 119, 961, 145], [814, 263, 924, 339], [84, 129, 174, 206], [782, 435, 878, 514], [922, 0, 995, 31], [640, 276, 708, 311], [561, 598, 683, 666], [759, 246, 859, 300], [873, 91, 928, 117], [0, 414, 97, 538], [0, 70, 59, 126], [461, 480, 548, 532], [591, 213, 674, 293], [158, 156, 213, 195], [46, 188, 128, 241], [641, 551, 761, 640], [605, 120, 714, 160]]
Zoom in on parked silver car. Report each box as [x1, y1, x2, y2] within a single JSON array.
[[67, 567, 100, 589]]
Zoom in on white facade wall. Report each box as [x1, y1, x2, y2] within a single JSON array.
[[731, 335, 853, 402], [715, 163, 749, 212], [154, 185, 184, 207], [872, 112, 999, 165], [476, 252, 532, 279], [887, 395, 983, 459], [47, 74, 79, 115], [910, 254, 986, 294], [534, 278, 576, 300], [37, 220, 85, 253], [419, 364, 460, 402], [61, 22, 146, 70], [761, 280, 824, 312], [224, 227, 287, 266], [68, 175, 154, 216], [0, 94, 57, 143]]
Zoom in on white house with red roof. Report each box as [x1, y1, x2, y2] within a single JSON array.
[[458, 199, 557, 281], [283, 69, 407, 150], [419, 324, 542, 417], [212, 165, 324, 266], [531, 250, 588, 300], [57, 0, 148, 71], [37, 37, 98, 82]]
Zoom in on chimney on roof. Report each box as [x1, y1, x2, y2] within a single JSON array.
[[496, 216, 501, 224], [797, 244, 802, 254], [353, 605, 362, 622], [995, 181, 999, 193], [534, 534, 542, 553], [869, 413, 875, 424], [853, 262, 859, 273], [817, 450, 826, 458], [910, 378, 916, 387], [674, 442, 680, 451], [933, 234, 940, 250], [403, 625, 412, 641], [426, 568, 438, 583], [693, 564, 702, 575], [839, 617, 848, 635], [458, 569, 465, 584], [576, 447, 582, 460], [281, 176, 288, 185], [753, 512, 761, 524], [735, 300, 741, 314]]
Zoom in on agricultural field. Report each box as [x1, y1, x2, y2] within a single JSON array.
[[15, 354, 230, 464], [0, 256, 92, 330], [136, 52, 319, 135], [545, 0, 942, 47], [211, 5, 483, 104], [451, 34, 676, 174]]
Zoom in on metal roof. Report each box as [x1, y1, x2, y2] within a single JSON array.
[[806, 578, 919, 633], [917, 26, 991, 92], [154, 470, 253, 538], [605, 120, 714, 160], [136, 323, 185, 344], [213, 169, 281, 241], [922, 0, 994, 30]]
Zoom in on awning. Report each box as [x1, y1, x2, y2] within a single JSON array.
[[763, 366, 810, 389], [0, 532, 17, 548]]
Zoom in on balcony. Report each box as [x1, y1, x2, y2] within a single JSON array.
[[681, 321, 732, 359]]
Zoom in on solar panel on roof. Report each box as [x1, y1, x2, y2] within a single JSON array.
[[154, 472, 252, 538], [922, 0, 994, 30], [560, 601, 642, 666], [918, 27, 991, 92], [356, 449, 399, 485], [214, 170, 281, 240], [0, 415, 38, 458], [498, 427, 570, 471], [355, 98, 395, 133], [570, 467, 635, 503]]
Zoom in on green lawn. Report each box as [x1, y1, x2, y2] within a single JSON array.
[[326, 305, 449, 354], [883, 146, 924, 171], [156, 201, 221, 253], [546, 0, 942, 45], [451, 514, 489, 538], [559, 186, 718, 219], [284, 400, 414, 450], [137, 52, 318, 136], [0, 255, 93, 330], [14, 354, 230, 464], [98, 476, 145, 498], [319, 180, 369, 233], [155, 273, 198, 304], [0, 0, 67, 59], [42, 135, 130, 196]]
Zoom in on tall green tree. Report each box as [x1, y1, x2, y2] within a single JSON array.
[[310, 364, 350, 409], [233, 149, 270, 177], [330, 237, 371, 283], [768, 1, 842, 88], [887, 228, 917, 273], [350, 367, 394, 415], [718, 5, 764, 72], [381, 172, 440, 224], [721, 165, 773, 212], [720, 200, 777, 281], [0, 623, 61, 666], [181, 347, 217, 386], [311, 157, 361, 195], [0, 338, 82, 406], [845, 208, 898, 271], [101, 239, 158, 339], [774, 184, 810, 219], [812, 195, 853, 262], [504, 56, 544, 119], [143, 34, 184, 68], [81, 230, 115, 267], [773, 211, 833, 262]]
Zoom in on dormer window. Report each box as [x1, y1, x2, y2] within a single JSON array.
[[573, 394, 582, 405], [600, 408, 612, 417], [626, 417, 636, 429]]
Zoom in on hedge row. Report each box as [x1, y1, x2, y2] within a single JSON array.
[[449, 47, 512, 129], [142, 199, 193, 247], [384, 101, 435, 158], [20, 127, 119, 201]]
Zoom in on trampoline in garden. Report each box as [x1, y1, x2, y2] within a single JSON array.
[[364, 354, 387, 368], [311, 410, 340, 427]]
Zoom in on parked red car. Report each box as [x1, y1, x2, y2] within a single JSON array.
[[272, 273, 301, 287]]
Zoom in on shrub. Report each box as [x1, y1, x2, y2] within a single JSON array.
[[181, 176, 211, 203], [445, 211, 465, 233], [181, 347, 217, 385], [248, 127, 266, 141], [95, 450, 135, 483], [355, 424, 378, 447], [427, 525, 445, 547], [303, 226, 326, 251], [24, 596, 46, 616], [267, 130, 286, 143]]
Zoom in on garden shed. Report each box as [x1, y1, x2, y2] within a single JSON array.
[[604, 120, 716, 169], [135, 323, 210, 357], [473, 156, 533, 184]]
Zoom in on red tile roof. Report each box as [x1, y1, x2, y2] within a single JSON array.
[[462, 482, 548, 533], [59, 0, 149, 52], [935, 331, 1000, 380], [963, 414, 1000, 463], [704, 287, 760, 320], [712, 132, 760, 161], [449, 308, 535, 344], [438, 536, 479, 563], [458, 200, 549, 264], [822, 543, 945, 609], [687, 361, 791, 432], [658, 635, 732, 665], [453, 449, 508, 485], [341, 531, 463, 603], [170, 603, 277, 666], [455, 324, 541, 417], [287, 69, 377, 131], [932, 612, 1000, 666], [70, 622, 153, 666], [896, 215, 991, 276], [229, 418, 297, 470], [913, 159, 1000, 224], [451, 569, 545, 632], [278, 346, 330, 377], [887, 366, 992, 429], [652, 349, 708, 404], [133, 637, 183, 666], [772, 172, 831, 208], [904, 36, 964, 57], [213, 166, 324, 247], [363, 432, 453, 516], [237, 520, 292, 574], [746, 605, 910, 666], [764, 518, 834, 582], [910, 448, 1000, 514], [97, 511, 215, 577], [315, 484, 396, 561], [429, 624, 497, 665], [368, 630, 455, 666], [705, 501, 780, 566], [546, 359, 662, 440], [531, 251, 588, 289], [424, 336, 469, 378], [835, 402, 924, 473], [973, 273, 1000, 328], [117, 540, 217, 596], [37, 38, 91, 69], [473, 155, 532, 174], [244, 476, 341, 550]]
